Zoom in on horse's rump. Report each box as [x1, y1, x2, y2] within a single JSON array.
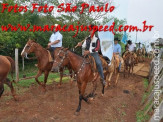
[[5, 56, 15, 81]]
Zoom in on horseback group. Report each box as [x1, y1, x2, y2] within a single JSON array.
[[122, 39, 148, 77], [1, 24, 124, 115]]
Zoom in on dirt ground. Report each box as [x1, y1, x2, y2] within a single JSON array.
[[0, 61, 150, 122]]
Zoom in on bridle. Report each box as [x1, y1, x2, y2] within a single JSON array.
[[23, 42, 37, 59], [53, 48, 68, 68]]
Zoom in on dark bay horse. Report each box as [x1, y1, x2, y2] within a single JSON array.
[[0, 55, 17, 100], [52, 47, 106, 115], [21, 40, 73, 91]]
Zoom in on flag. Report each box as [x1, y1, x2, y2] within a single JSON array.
[[98, 19, 114, 63], [121, 31, 128, 45]]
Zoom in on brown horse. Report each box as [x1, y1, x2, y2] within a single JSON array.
[[52, 47, 107, 115], [136, 49, 145, 62], [123, 52, 135, 77], [100, 54, 120, 87], [0, 55, 17, 100], [21, 40, 73, 91]]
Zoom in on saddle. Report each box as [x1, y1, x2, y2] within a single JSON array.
[[102, 56, 111, 64], [85, 54, 111, 75], [47, 50, 53, 62]]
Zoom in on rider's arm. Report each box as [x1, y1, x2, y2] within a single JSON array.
[[50, 40, 60, 45], [49, 34, 62, 46]]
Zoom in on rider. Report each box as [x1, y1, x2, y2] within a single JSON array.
[[113, 38, 121, 55], [48, 24, 63, 62], [113, 38, 122, 71], [76, 25, 106, 86], [138, 42, 143, 49], [128, 40, 136, 52], [127, 40, 138, 64]]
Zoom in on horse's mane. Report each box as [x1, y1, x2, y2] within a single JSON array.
[[68, 50, 83, 58], [31, 41, 47, 51]]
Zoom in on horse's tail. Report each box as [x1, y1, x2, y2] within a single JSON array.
[[5, 56, 15, 83]]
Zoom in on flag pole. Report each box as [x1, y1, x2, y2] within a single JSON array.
[[136, 31, 138, 43]]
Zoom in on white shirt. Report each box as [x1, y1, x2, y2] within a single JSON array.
[[49, 31, 62, 47], [82, 35, 98, 53], [129, 43, 136, 52]]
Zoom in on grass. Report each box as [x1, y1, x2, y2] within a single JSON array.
[[141, 79, 149, 104], [4, 62, 70, 93], [136, 78, 151, 122]]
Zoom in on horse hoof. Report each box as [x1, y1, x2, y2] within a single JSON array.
[[13, 96, 18, 101], [89, 97, 94, 102], [74, 112, 80, 116], [101, 94, 104, 97], [105, 84, 108, 88]]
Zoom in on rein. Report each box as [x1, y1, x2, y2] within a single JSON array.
[[54, 48, 92, 74]]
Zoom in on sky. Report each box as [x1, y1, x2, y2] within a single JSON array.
[[110, 0, 163, 43]]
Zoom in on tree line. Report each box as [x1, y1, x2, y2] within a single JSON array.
[[0, 0, 126, 58]]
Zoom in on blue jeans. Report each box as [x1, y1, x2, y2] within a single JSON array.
[[91, 52, 104, 80]]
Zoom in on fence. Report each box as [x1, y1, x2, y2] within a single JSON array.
[[140, 52, 163, 122]]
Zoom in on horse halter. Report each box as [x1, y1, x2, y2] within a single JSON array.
[[53, 49, 68, 68]]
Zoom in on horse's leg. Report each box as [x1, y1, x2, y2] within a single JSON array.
[[42, 70, 50, 91], [35, 70, 43, 85], [128, 66, 130, 77], [68, 68, 73, 85], [124, 65, 126, 77], [0, 83, 4, 98], [75, 82, 82, 115], [4, 78, 17, 101], [58, 68, 63, 87], [87, 81, 97, 99], [75, 82, 88, 115], [107, 72, 113, 87], [91, 81, 97, 98], [114, 70, 119, 86], [132, 65, 134, 75]]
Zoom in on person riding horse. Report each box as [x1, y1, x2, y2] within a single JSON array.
[[113, 38, 122, 71], [123, 40, 138, 64], [128, 40, 136, 52], [76, 25, 106, 87], [48, 24, 63, 62]]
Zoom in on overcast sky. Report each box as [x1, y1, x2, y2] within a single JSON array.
[[111, 0, 163, 43]]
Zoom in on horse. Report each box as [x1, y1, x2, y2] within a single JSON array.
[[21, 39, 73, 91], [99, 54, 120, 87], [136, 49, 145, 62], [52, 47, 112, 115], [0, 55, 17, 100], [123, 52, 135, 77]]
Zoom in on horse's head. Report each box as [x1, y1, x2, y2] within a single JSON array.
[[21, 39, 37, 58], [52, 47, 69, 71]]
